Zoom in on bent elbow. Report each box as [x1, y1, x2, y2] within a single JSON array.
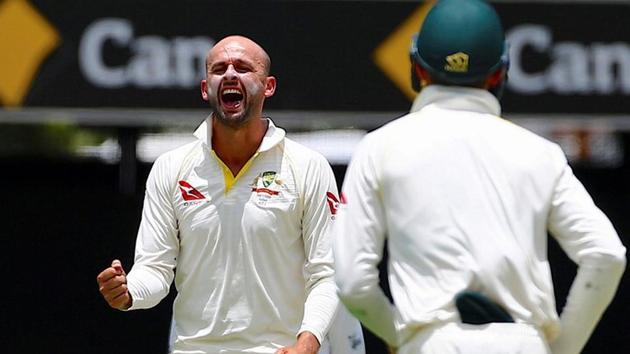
[[608, 251, 627, 276], [335, 277, 359, 304], [335, 275, 372, 307], [335, 277, 356, 303], [582, 248, 627, 278], [334, 259, 381, 307]]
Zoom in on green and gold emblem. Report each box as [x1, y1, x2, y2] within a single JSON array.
[[261, 171, 276, 187], [444, 52, 469, 73]]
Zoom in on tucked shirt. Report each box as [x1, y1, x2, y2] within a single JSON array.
[[333, 85, 626, 351], [127, 118, 339, 354]]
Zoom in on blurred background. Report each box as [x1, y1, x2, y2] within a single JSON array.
[[2, 0, 629, 352]]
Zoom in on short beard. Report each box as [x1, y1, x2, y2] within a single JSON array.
[[209, 100, 253, 128]]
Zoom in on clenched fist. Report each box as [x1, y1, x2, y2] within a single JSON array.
[[97, 259, 132, 310]]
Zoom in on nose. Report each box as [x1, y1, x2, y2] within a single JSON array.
[[224, 64, 238, 80]]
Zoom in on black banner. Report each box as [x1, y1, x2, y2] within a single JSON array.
[[3, 0, 630, 113]]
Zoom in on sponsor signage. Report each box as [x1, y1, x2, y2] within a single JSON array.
[[2, 0, 630, 114]]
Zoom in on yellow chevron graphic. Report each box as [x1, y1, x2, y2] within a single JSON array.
[[372, 1, 434, 101], [0, 0, 60, 107]]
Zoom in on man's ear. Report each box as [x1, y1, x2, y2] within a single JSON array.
[[264, 76, 277, 98], [414, 64, 432, 88], [485, 67, 505, 88], [200, 79, 209, 101]]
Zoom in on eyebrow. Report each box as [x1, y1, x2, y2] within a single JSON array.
[[210, 57, 254, 68]]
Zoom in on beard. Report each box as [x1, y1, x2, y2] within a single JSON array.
[[207, 96, 254, 128]]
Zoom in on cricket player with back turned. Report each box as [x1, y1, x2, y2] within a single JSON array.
[[333, 1, 626, 353]]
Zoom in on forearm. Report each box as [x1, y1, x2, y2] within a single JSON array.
[[126, 154, 179, 310], [300, 280, 339, 345], [551, 252, 626, 354], [126, 264, 174, 310], [337, 280, 398, 347]]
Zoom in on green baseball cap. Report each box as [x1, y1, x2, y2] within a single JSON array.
[[411, 0, 507, 85]]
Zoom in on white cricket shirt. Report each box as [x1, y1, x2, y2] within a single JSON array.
[[334, 85, 626, 351], [126, 118, 340, 353]]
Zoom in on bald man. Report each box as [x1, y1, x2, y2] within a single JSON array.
[[96, 36, 364, 354]]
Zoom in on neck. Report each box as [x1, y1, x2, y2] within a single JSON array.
[[211, 115, 268, 176]]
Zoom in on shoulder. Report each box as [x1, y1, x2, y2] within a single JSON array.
[[373, 110, 420, 135], [149, 140, 204, 181], [471, 115, 569, 177], [281, 136, 331, 168], [153, 140, 202, 165], [493, 117, 565, 157], [351, 113, 417, 160], [278, 137, 336, 191], [362, 110, 425, 148]]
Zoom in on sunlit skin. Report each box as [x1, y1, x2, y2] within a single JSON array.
[[96, 259, 131, 310], [200, 36, 277, 176]]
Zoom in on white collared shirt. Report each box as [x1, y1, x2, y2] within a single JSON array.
[[127, 118, 340, 353], [334, 85, 626, 350]]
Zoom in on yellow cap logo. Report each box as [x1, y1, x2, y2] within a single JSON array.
[[444, 52, 469, 73], [0, 0, 60, 107]]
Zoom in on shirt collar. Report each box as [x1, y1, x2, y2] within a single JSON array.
[[193, 116, 286, 152], [410, 85, 502, 116]]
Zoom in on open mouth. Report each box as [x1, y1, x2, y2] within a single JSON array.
[[221, 88, 244, 110]]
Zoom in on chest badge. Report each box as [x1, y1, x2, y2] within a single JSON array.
[[251, 171, 281, 197], [261, 171, 276, 188]]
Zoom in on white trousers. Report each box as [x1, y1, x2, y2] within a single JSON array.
[[167, 305, 365, 354], [327, 305, 365, 354], [399, 322, 550, 354]]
